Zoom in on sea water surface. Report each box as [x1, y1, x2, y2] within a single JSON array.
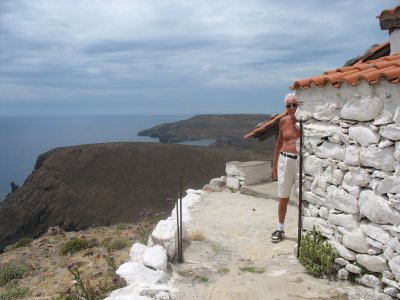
[[0, 115, 211, 200]]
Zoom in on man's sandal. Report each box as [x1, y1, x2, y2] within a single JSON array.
[[271, 230, 284, 243]]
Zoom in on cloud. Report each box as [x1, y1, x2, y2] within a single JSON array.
[[0, 0, 397, 116]]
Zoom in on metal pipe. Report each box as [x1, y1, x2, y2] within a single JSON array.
[[179, 175, 183, 262], [297, 119, 304, 259], [176, 185, 181, 262]]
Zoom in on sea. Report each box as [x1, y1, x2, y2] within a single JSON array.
[[0, 115, 214, 200]]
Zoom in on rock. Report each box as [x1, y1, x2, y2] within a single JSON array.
[[343, 167, 371, 187], [382, 277, 400, 289], [344, 145, 360, 166], [314, 141, 345, 160], [332, 169, 345, 185], [226, 177, 240, 190], [380, 123, 400, 141], [319, 206, 329, 219], [338, 162, 349, 170], [372, 170, 392, 179], [395, 142, 400, 161], [304, 155, 325, 177], [130, 243, 148, 263], [343, 233, 369, 253], [302, 217, 334, 238], [359, 190, 400, 225], [383, 246, 396, 261], [338, 268, 348, 280], [377, 176, 400, 195], [388, 255, 400, 281], [335, 257, 350, 266], [383, 287, 398, 298], [356, 254, 389, 272], [366, 237, 384, 249], [360, 146, 396, 171], [345, 264, 362, 274], [360, 223, 392, 244], [330, 241, 357, 261], [150, 217, 187, 260], [303, 191, 326, 206], [327, 185, 359, 214], [106, 285, 151, 299], [383, 271, 395, 280], [341, 95, 383, 121], [349, 125, 381, 147], [368, 248, 383, 255], [328, 213, 358, 230], [378, 139, 394, 148], [357, 274, 381, 288], [143, 245, 168, 271], [303, 122, 342, 138], [116, 261, 166, 286]]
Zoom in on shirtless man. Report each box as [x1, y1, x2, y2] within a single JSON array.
[[271, 93, 300, 243]]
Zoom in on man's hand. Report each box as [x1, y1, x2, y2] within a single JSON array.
[[272, 166, 278, 180]]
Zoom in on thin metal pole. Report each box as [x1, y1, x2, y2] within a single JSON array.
[[176, 192, 181, 262], [297, 119, 304, 259], [179, 175, 183, 262]]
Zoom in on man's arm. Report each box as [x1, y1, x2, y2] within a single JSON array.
[[272, 118, 284, 179]]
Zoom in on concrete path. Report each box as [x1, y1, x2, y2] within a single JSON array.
[[170, 190, 386, 300], [240, 181, 297, 206]]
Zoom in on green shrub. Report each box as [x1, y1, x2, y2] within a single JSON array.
[[4, 238, 33, 253], [299, 225, 338, 278], [60, 239, 91, 256], [102, 237, 130, 252], [0, 283, 30, 300], [0, 262, 30, 287]]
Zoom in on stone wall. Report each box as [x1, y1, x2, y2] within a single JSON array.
[[295, 79, 400, 296]]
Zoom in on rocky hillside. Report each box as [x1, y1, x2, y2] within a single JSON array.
[[0, 142, 270, 251], [138, 114, 276, 152]]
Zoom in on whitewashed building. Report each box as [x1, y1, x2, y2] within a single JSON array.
[[291, 6, 400, 294]]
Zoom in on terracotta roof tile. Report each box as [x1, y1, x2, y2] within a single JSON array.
[[379, 6, 400, 19], [244, 111, 287, 140], [290, 53, 400, 90]]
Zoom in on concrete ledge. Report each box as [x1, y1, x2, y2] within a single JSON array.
[[240, 181, 298, 206]]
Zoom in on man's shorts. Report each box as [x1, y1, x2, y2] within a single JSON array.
[[277, 152, 298, 198]]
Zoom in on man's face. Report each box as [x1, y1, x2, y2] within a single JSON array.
[[286, 97, 298, 115]]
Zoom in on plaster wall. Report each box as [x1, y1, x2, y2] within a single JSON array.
[[295, 79, 400, 294]]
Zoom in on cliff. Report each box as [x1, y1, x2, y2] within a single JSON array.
[[0, 142, 270, 251]]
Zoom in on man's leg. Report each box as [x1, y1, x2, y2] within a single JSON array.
[[278, 197, 290, 223]]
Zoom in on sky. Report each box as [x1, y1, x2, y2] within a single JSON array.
[[0, 0, 398, 117]]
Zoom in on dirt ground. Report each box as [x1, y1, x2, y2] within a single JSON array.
[[170, 190, 389, 300]]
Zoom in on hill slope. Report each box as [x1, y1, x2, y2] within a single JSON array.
[[0, 142, 269, 251]]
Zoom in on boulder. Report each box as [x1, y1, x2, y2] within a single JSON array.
[[143, 245, 168, 271], [380, 123, 400, 141], [116, 261, 166, 286], [345, 264, 362, 274], [330, 241, 357, 261], [395, 142, 400, 161], [332, 169, 345, 185], [359, 190, 400, 225], [378, 139, 394, 148], [335, 257, 350, 266], [303, 122, 342, 138], [356, 254, 389, 272], [304, 155, 325, 177], [344, 145, 360, 166], [388, 255, 400, 282], [150, 217, 187, 260], [319, 206, 329, 219], [360, 146, 396, 171], [303, 191, 326, 206], [130, 243, 148, 263], [349, 125, 381, 147], [338, 268, 348, 280], [360, 223, 392, 244], [314, 141, 345, 160], [341, 95, 383, 121], [357, 274, 381, 289], [326, 185, 359, 214], [376, 176, 400, 195], [327, 213, 358, 230], [302, 217, 334, 238], [343, 233, 369, 253]]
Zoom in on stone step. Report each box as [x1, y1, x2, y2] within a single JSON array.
[[240, 181, 298, 206]]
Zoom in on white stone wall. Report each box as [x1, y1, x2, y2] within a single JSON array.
[[296, 79, 400, 294]]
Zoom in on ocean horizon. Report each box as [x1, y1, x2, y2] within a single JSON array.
[[0, 114, 212, 200]]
